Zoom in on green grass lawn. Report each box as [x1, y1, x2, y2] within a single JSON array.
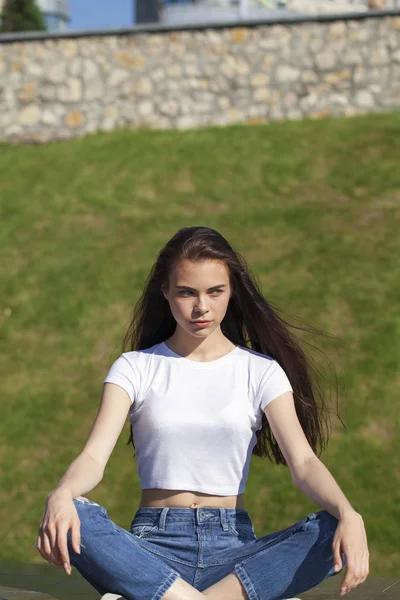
[[0, 111, 399, 576]]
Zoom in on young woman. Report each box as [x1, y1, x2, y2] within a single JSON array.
[[36, 226, 369, 600]]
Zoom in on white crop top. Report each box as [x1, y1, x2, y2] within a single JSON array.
[[103, 341, 293, 496]]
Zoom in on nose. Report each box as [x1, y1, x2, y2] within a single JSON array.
[[194, 295, 210, 316]]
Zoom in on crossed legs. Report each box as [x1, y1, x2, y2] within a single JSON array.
[[162, 572, 247, 599]]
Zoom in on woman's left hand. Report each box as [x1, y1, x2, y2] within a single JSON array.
[[332, 512, 369, 596]]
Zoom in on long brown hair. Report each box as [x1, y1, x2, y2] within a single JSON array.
[[121, 226, 344, 465]]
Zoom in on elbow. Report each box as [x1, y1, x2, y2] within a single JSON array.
[[290, 454, 319, 487]]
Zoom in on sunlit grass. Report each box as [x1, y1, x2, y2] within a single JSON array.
[[1, 111, 399, 575]]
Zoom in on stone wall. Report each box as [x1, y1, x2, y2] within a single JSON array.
[[0, 11, 400, 144]]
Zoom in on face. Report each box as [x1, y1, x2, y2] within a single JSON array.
[[162, 259, 232, 337]]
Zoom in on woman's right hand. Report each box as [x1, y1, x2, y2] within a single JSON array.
[[35, 488, 81, 575]]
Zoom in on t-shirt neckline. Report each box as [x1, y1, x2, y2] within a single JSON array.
[[160, 341, 240, 368]]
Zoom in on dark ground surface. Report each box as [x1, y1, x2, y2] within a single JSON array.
[[0, 561, 399, 599]]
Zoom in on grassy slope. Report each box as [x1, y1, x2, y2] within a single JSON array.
[[0, 112, 399, 575]]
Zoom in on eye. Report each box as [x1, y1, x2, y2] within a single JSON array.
[[178, 290, 223, 296]]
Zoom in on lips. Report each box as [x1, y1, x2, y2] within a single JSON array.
[[191, 321, 210, 324]]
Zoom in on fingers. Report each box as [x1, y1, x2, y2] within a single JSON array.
[[332, 540, 342, 572], [71, 518, 81, 555], [54, 526, 72, 575], [36, 523, 77, 575], [57, 522, 79, 575], [36, 532, 63, 571], [340, 550, 370, 596]]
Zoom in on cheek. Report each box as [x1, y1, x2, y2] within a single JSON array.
[[218, 296, 230, 310], [169, 299, 187, 318]]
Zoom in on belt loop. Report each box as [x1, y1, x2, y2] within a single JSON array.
[[158, 507, 169, 531], [219, 508, 229, 531]]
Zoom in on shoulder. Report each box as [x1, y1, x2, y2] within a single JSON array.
[[235, 345, 291, 390], [105, 342, 164, 383], [119, 341, 163, 370], [235, 344, 277, 372]]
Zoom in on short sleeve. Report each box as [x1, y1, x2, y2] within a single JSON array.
[[257, 360, 293, 412], [103, 354, 138, 405]]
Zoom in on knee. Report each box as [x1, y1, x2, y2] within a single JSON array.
[[73, 496, 90, 508], [72, 497, 87, 519], [71, 497, 100, 527], [307, 510, 340, 546], [73, 496, 103, 515]]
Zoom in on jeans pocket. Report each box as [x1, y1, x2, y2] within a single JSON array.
[[130, 524, 159, 539], [227, 523, 256, 541]]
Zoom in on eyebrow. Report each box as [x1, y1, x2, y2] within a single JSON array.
[[175, 284, 227, 291]]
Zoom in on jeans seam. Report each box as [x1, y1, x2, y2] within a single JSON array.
[[234, 563, 259, 600], [238, 528, 297, 569], [119, 528, 195, 567], [152, 570, 181, 600]]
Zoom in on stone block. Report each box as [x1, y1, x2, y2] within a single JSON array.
[[41, 110, 58, 126], [329, 21, 347, 38], [323, 69, 352, 85], [108, 69, 130, 88], [342, 49, 363, 66], [166, 65, 182, 78], [82, 59, 99, 80], [315, 52, 338, 71], [231, 28, 248, 43], [254, 88, 270, 102], [69, 56, 82, 77], [85, 80, 104, 101], [136, 77, 153, 95], [138, 100, 153, 118], [355, 90, 375, 109], [46, 63, 66, 84], [19, 105, 40, 126], [369, 46, 390, 67], [391, 16, 400, 30], [104, 106, 118, 120], [59, 39, 78, 58], [275, 65, 300, 83], [113, 51, 145, 70], [348, 28, 370, 42], [65, 110, 85, 128], [160, 100, 180, 117], [18, 82, 37, 104], [250, 73, 269, 88], [58, 78, 82, 103]]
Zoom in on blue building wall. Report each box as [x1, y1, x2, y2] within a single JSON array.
[[44, 13, 69, 31]]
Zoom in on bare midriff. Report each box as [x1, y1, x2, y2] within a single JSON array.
[[139, 488, 245, 510]]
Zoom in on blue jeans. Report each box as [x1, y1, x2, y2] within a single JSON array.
[[67, 497, 346, 600]]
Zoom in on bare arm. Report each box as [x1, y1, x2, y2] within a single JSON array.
[[51, 451, 104, 500], [264, 391, 358, 520], [290, 455, 356, 520], [264, 391, 369, 597], [37, 382, 132, 575], [49, 382, 132, 500]]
